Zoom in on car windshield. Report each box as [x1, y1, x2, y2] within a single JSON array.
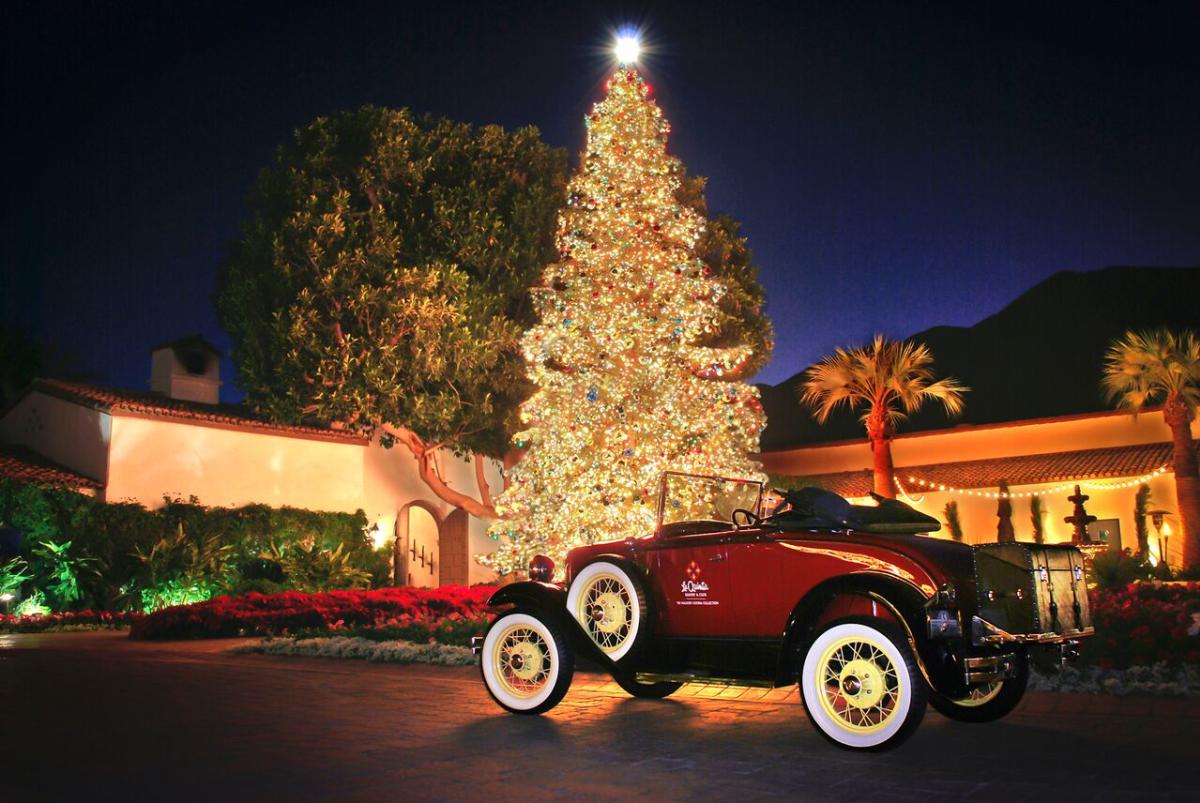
[[656, 472, 764, 529]]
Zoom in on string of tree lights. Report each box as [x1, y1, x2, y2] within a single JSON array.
[[481, 54, 766, 575], [902, 466, 1169, 500]]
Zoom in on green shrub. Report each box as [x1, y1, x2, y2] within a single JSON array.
[[1088, 549, 1155, 590], [30, 540, 97, 610], [0, 477, 393, 612], [266, 541, 372, 593]]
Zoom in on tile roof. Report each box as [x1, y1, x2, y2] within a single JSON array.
[[0, 444, 102, 491], [775, 441, 1178, 498], [31, 379, 367, 444]]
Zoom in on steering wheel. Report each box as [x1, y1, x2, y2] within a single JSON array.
[[731, 508, 760, 530]]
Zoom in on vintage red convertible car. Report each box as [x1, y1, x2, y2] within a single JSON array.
[[473, 472, 1094, 750]]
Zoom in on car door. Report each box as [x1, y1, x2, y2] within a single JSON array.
[[652, 531, 733, 637]]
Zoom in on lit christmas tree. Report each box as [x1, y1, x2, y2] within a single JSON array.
[[482, 63, 767, 575]]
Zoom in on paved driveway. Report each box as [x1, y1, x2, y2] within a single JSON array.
[[2, 631, 1197, 802]]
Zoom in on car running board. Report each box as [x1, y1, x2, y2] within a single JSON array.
[[634, 672, 777, 689]]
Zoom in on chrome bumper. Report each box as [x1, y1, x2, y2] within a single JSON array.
[[470, 636, 483, 656], [971, 615, 1094, 646]]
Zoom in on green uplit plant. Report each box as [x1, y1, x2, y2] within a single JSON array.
[[1, 556, 32, 597], [131, 524, 232, 612], [31, 540, 97, 609], [14, 589, 50, 617]]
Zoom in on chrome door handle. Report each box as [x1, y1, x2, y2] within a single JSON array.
[[708, 553, 726, 563]]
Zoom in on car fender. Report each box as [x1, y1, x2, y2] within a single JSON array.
[[775, 572, 934, 686]]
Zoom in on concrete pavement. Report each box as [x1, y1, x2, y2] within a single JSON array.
[[2, 631, 1197, 802]]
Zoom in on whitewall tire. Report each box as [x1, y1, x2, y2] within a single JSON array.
[[800, 618, 926, 750], [566, 561, 645, 662], [480, 611, 574, 715]]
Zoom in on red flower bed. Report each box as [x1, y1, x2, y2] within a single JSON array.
[[0, 610, 141, 632], [129, 586, 498, 640], [1087, 582, 1200, 668]]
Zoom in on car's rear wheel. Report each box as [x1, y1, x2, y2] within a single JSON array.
[[480, 610, 574, 715], [799, 617, 926, 750], [929, 652, 1028, 723], [567, 561, 647, 662]]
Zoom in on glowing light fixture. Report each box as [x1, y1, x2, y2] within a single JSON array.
[[614, 34, 640, 64]]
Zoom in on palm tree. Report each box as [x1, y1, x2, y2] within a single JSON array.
[[1103, 328, 1200, 568], [800, 335, 967, 498]]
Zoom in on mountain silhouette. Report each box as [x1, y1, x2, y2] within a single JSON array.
[[758, 266, 1200, 450]]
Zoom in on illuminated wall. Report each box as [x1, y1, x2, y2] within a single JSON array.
[[105, 415, 364, 511], [763, 409, 1197, 567], [0, 387, 503, 585]]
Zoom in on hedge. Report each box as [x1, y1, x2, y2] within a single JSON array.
[[0, 478, 390, 612]]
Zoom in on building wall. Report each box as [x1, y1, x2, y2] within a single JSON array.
[[0, 392, 110, 483], [361, 441, 502, 585], [105, 414, 365, 512], [895, 473, 1183, 565], [762, 409, 1198, 569], [765, 410, 1194, 477], [2, 389, 507, 585]]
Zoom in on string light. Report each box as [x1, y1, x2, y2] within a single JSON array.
[[903, 466, 1169, 500], [481, 67, 765, 576]]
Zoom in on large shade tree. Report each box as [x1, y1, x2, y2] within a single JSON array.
[[1103, 328, 1200, 568], [218, 107, 568, 518], [800, 335, 967, 498]]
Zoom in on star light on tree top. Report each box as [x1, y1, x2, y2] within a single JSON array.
[[614, 33, 641, 65]]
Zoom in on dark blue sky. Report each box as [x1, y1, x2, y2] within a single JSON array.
[[4, 1, 1198, 396]]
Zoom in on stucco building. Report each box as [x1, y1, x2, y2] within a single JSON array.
[[762, 408, 1197, 568], [0, 337, 502, 587]]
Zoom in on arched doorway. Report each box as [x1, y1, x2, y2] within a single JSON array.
[[394, 501, 442, 588], [392, 502, 474, 588]]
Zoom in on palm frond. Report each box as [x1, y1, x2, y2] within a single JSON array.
[[1103, 328, 1200, 416], [798, 334, 967, 433]]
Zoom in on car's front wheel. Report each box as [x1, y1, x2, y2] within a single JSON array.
[[480, 610, 574, 715], [799, 617, 927, 750], [929, 652, 1028, 723]]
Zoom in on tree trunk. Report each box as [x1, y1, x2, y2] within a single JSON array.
[[866, 411, 896, 499], [382, 424, 499, 520], [1164, 397, 1200, 568]]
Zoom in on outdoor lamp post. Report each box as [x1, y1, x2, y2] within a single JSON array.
[[1149, 509, 1173, 576]]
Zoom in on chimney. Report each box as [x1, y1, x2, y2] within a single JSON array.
[[149, 336, 222, 405]]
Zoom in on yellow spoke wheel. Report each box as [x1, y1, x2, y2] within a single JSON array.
[[815, 638, 902, 733], [800, 618, 925, 750], [567, 561, 644, 662], [480, 611, 574, 715]]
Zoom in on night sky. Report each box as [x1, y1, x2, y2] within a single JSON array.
[[4, 1, 1199, 398]]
